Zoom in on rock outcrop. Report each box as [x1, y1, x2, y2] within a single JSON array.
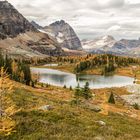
[[0, 1, 36, 39], [44, 20, 82, 50], [0, 1, 64, 57], [31, 21, 43, 29]]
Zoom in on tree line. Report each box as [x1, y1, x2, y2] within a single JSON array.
[[74, 54, 140, 74], [0, 52, 32, 86]]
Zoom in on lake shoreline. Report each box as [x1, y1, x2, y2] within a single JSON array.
[[31, 66, 135, 89], [31, 64, 136, 78]]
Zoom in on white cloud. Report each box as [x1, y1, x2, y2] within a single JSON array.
[[126, 0, 140, 4], [8, 0, 140, 40]]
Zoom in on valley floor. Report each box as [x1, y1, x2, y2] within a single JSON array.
[[1, 80, 140, 140]]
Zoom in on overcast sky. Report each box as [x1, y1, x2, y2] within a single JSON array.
[[8, 0, 140, 40]]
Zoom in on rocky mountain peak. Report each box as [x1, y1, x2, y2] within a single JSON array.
[[50, 20, 66, 27], [0, 1, 64, 57], [82, 35, 116, 50], [44, 20, 82, 50], [31, 21, 43, 29], [0, 1, 36, 39], [102, 35, 115, 42], [0, 1, 14, 9]]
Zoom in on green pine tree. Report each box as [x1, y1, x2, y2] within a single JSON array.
[[108, 92, 115, 104], [82, 82, 92, 100], [70, 86, 73, 90], [21, 64, 31, 86]]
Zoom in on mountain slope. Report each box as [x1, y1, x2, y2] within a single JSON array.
[[82, 36, 140, 57], [0, 31, 63, 58], [82, 35, 116, 51], [0, 1, 63, 58], [2, 79, 140, 140], [31, 21, 43, 29], [0, 1, 36, 39], [43, 20, 82, 50]]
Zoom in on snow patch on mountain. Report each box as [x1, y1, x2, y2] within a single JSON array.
[[82, 35, 116, 50], [82, 35, 140, 57]]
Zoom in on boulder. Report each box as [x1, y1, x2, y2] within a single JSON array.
[[39, 105, 53, 111], [96, 121, 106, 126]]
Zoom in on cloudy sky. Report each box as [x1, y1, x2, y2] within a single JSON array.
[[8, 0, 140, 40]]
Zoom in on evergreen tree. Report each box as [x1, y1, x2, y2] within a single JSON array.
[[133, 103, 139, 110], [4, 54, 12, 75], [46, 83, 49, 88], [21, 64, 31, 86], [11, 60, 19, 81], [0, 51, 4, 67], [31, 81, 35, 88], [41, 83, 44, 87], [108, 92, 115, 104], [82, 82, 92, 100], [70, 86, 73, 90]]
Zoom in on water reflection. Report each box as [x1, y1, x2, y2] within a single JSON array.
[[31, 67, 134, 89]]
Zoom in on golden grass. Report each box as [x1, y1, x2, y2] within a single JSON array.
[[1, 80, 140, 139]]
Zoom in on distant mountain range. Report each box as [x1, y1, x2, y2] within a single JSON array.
[[1, 1, 140, 58], [0, 1, 64, 58], [0, 1, 83, 58], [82, 35, 140, 57]]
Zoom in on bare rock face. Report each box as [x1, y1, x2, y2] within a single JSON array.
[[44, 20, 82, 50], [31, 21, 43, 29], [0, 1, 64, 57], [0, 1, 36, 39], [0, 31, 64, 58]]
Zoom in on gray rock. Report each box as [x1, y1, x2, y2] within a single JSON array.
[[39, 105, 53, 111], [96, 121, 106, 126], [0, 1, 36, 40], [82, 102, 102, 112], [94, 136, 105, 140], [44, 20, 82, 50], [31, 21, 43, 29], [88, 105, 102, 112], [122, 85, 140, 106]]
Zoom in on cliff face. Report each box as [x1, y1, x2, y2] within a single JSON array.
[[31, 21, 43, 29], [0, 1, 36, 39], [0, 1, 64, 57], [44, 20, 82, 50]]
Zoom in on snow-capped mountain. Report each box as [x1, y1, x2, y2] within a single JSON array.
[[32, 20, 82, 51], [43, 20, 82, 50], [82, 35, 116, 50], [82, 36, 140, 57]]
